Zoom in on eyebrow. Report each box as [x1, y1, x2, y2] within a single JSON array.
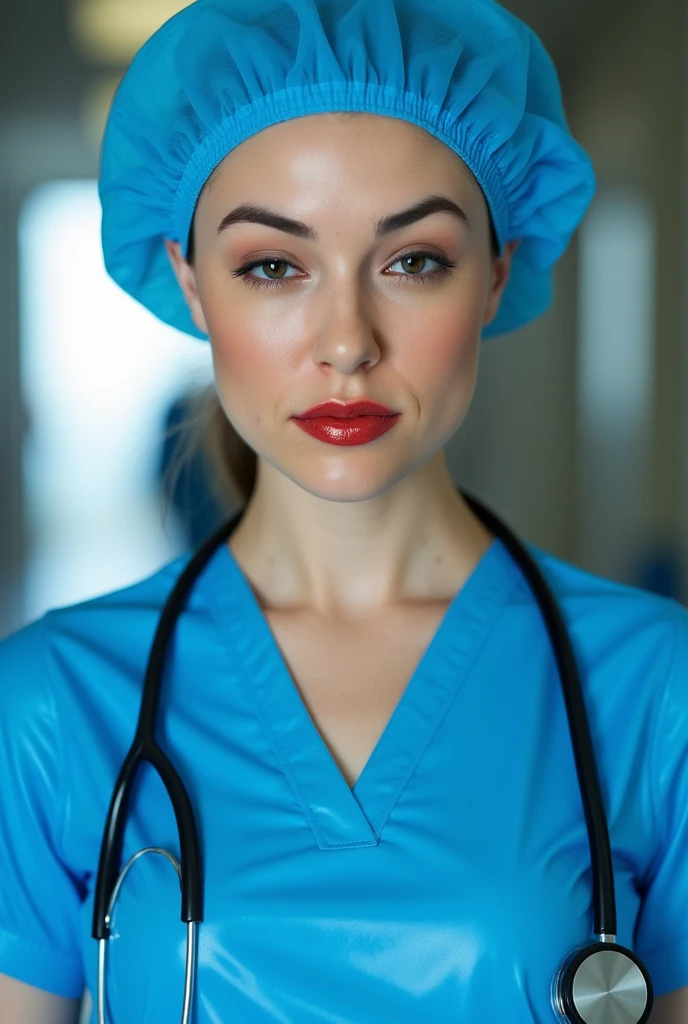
[[215, 194, 471, 241]]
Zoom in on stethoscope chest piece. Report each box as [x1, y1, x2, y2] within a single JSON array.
[[551, 942, 653, 1024], [90, 493, 658, 1023]]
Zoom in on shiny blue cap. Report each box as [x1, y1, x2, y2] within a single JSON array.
[[99, 0, 596, 339]]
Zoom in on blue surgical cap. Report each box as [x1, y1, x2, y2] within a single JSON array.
[[99, 0, 596, 340]]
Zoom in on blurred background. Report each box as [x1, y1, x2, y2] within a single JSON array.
[[1, 0, 687, 645]]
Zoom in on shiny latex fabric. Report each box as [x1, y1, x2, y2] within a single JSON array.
[[1, 535, 687, 1022]]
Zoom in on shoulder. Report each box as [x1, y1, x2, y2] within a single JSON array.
[[523, 539, 681, 621], [0, 549, 194, 727], [520, 541, 685, 683], [498, 541, 687, 775]]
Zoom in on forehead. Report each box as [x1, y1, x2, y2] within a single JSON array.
[[202, 112, 476, 198]]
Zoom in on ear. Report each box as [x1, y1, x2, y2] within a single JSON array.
[[163, 239, 209, 335], [482, 239, 521, 328]]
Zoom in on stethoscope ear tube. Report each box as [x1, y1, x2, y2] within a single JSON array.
[[146, 741, 204, 923], [96, 846, 197, 1024], [92, 738, 204, 936], [92, 510, 243, 940], [92, 747, 139, 941]]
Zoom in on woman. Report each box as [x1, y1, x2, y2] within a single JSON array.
[[1, 1, 687, 1021]]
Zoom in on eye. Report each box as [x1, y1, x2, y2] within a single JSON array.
[[386, 251, 457, 281], [230, 258, 300, 290], [230, 249, 457, 291]]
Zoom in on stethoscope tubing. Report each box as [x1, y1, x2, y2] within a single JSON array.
[[92, 510, 239, 938], [461, 492, 617, 939], [90, 486, 634, 1022]]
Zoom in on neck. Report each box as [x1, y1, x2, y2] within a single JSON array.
[[227, 452, 494, 620]]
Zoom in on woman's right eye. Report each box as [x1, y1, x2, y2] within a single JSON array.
[[230, 258, 301, 291]]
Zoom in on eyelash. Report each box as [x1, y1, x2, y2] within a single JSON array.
[[229, 250, 458, 291]]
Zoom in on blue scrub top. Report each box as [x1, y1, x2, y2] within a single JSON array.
[[1, 534, 688, 1022]]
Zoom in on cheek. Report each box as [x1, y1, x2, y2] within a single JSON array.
[[209, 320, 281, 412], [409, 306, 478, 367], [204, 299, 304, 446], [201, 273, 300, 390], [396, 298, 481, 415], [393, 256, 488, 359]]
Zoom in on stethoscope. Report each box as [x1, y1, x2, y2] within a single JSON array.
[[92, 488, 654, 1024]]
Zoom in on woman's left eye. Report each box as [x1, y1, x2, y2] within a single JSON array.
[[231, 250, 458, 291]]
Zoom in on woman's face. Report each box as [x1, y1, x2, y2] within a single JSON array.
[[165, 112, 517, 501]]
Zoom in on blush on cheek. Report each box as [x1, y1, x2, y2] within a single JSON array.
[[418, 310, 480, 377], [207, 319, 284, 439], [408, 311, 480, 426]]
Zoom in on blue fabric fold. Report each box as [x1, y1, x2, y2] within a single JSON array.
[[99, 0, 596, 340]]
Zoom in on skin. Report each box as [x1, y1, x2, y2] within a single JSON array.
[[0, 976, 82, 1023], [164, 112, 518, 621]]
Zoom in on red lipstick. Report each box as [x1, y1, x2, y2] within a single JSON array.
[[295, 399, 398, 419], [291, 399, 402, 446]]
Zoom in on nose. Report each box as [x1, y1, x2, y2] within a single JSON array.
[[311, 282, 383, 374]]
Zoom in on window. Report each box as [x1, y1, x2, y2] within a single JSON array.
[[18, 179, 214, 621]]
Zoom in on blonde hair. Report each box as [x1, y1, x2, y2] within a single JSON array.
[[160, 382, 257, 526]]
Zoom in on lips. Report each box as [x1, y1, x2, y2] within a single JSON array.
[[292, 412, 401, 445], [294, 399, 397, 420]]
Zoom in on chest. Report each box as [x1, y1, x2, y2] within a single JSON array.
[[74, 575, 656, 1023], [79, 618, 648, 1024], [262, 603, 452, 789]]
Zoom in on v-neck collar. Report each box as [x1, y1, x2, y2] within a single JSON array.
[[202, 533, 522, 849]]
